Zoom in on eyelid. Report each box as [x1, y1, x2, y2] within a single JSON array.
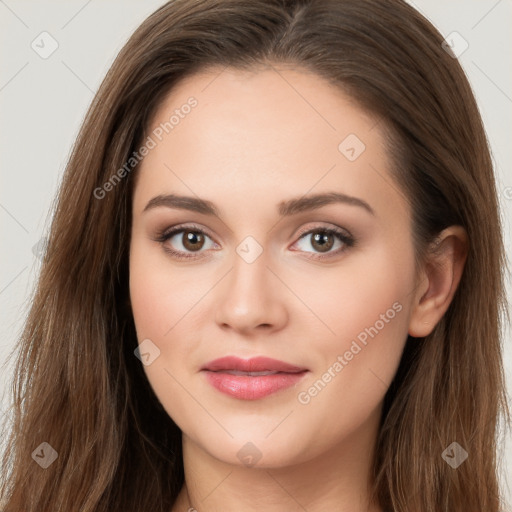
[[154, 221, 356, 260], [155, 222, 217, 243], [289, 223, 355, 260], [293, 222, 354, 240], [155, 221, 353, 243]]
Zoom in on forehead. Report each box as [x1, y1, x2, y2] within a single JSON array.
[[133, 65, 403, 221], [147, 64, 379, 151]]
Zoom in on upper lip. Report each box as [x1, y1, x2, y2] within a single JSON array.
[[201, 356, 307, 373]]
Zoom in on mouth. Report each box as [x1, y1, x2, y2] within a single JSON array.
[[201, 356, 309, 400], [201, 355, 307, 373], [218, 370, 284, 376]]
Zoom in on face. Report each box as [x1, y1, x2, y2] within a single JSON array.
[[129, 65, 418, 468]]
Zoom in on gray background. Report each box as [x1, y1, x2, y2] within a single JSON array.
[[1, 0, 511, 506]]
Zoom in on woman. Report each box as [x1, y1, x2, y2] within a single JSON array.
[[1, 0, 509, 510]]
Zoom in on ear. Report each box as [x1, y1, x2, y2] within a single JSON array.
[[408, 226, 468, 338]]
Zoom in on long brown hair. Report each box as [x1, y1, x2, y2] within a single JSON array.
[[1, 0, 509, 510]]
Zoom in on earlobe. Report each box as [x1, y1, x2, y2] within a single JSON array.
[[408, 226, 468, 338]]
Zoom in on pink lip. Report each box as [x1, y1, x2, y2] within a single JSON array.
[[201, 356, 306, 373], [201, 356, 308, 400]]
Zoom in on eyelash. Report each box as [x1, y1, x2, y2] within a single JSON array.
[[153, 223, 356, 261]]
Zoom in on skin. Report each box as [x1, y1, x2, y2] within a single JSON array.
[[129, 65, 467, 512]]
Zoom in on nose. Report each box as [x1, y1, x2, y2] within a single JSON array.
[[214, 248, 288, 336]]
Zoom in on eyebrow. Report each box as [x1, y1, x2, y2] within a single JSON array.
[[143, 192, 375, 217]]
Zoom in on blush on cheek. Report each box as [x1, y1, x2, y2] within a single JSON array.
[[327, 289, 407, 378], [129, 274, 167, 342]]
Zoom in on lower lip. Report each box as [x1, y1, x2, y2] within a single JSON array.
[[203, 370, 308, 400]]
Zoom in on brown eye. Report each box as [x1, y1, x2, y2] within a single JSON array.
[[291, 226, 355, 260], [181, 230, 206, 252], [310, 231, 335, 253], [156, 224, 354, 262], [155, 224, 217, 260]]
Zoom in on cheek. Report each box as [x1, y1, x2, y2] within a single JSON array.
[[295, 241, 414, 348], [129, 241, 204, 342], [293, 245, 413, 438], [129, 261, 170, 341], [128, 245, 203, 426], [128, 242, 213, 398]]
